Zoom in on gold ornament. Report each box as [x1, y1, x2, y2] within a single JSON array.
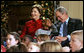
[[43, 10, 45, 13], [48, 8, 50, 12], [43, 17, 45, 20], [46, 3, 48, 6], [41, 4, 44, 7], [41, 1, 45, 3], [1, 5, 4, 9]]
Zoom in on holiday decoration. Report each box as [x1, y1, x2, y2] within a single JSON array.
[[1, 1, 56, 31], [1, 1, 8, 29]]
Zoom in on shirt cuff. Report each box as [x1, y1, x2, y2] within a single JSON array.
[[66, 35, 71, 41]]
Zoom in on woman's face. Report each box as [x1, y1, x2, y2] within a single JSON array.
[[69, 35, 82, 52], [31, 8, 40, 20], [6, 34, 18, 48]]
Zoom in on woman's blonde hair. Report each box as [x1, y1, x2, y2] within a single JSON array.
[[31, 4, 43, 16], [40, 40, 62, 52], [32, 4, 42, 10]]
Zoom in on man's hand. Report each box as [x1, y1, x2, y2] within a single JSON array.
[[55, 36, 68, 43]]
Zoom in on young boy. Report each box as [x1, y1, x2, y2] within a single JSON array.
[[21, 35, 33, 47], [35, 18, 52, 36], [36, 34, 50, 45], [70, 30, 83, 52]]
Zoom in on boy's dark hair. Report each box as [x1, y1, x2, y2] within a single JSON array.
[[6, 44, 28, 52], [18, 43, 28, 52], [8, 32, 21, 45], [37, 34, 50, 41], [6, 46, 20, 52], [21, 35, 33, 42]]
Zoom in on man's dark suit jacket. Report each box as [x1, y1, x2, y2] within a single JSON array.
[[57, 18, 83, 35], [56, 17, 83, 46]]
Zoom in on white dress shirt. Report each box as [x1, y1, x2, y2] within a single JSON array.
[[59, 17, 71, 41]]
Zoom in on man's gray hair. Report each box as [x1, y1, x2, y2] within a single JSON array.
[[55, 6, 68, 15]]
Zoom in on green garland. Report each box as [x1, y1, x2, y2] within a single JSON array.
[[1, 1, 8, 29]]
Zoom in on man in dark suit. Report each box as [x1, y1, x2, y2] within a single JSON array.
[[54, 6, 83, 47]]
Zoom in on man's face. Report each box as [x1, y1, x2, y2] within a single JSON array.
[[69, 35, 82, 52], [56, 11, 66, 22]]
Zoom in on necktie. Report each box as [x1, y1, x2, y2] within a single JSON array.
[[63, 21, 67, 37]]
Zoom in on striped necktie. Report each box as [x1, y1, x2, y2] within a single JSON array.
[[63, 21, 67, 37]]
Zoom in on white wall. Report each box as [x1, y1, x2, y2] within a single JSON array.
[[60, 1, 83, 22]]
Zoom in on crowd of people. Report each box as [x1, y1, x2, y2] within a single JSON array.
[[1, 4, 83, 52]]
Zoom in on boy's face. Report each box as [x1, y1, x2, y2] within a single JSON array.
[[69, 35, 82, 52], [6, 35, 18, 48]]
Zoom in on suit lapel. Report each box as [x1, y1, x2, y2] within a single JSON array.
[[67, 18, 74, 34]]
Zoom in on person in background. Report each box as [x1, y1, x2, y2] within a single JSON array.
[[20, 4, 43, 38], [35, 18, 52, 36], [21, 35, 33, 47], [1, 28, 8, 47], [40, 40, 62, 52], [28, 42, 40, 52], [54, 6, 83, 47], [6, 32, 21, 49], [6, 43, 28, 52], [1, 28, 8, 52], [36, 34, 50, 45], [6, 46, 20, 52], [70, 30, 83, 52], [18, 43, 28, 52], [6, 32, 28, 52], [1, 44, 6, 52], [1, 36, 6, 52]]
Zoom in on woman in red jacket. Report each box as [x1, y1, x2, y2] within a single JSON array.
[[20, 4, 43, 38]]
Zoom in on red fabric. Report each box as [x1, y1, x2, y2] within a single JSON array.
[[20, 19, 43, 38], [1, 45, 6, 52]]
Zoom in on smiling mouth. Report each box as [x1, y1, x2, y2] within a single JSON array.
[[32, 14, 36, 16]]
